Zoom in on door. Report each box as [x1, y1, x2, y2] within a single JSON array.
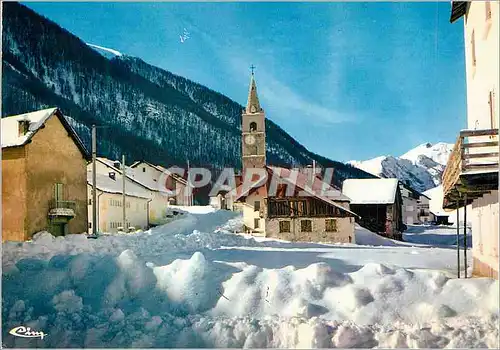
[[50, 222, 66, 237], [54, 183, 64, 203], [406, 216, 414, 225]]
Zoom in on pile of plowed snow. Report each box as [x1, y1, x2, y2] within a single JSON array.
[[3, 250, 498, 348], [2, 208, 498, 348]]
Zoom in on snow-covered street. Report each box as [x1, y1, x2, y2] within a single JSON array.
[[2, 207, 498, 348]]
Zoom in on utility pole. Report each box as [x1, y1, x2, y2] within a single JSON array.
[[187, 159, 192, 206], [456, 200, 460, 278], [92, 124, 97, 235], [464, 194, 468, 278], [122, 154, 126, 231]]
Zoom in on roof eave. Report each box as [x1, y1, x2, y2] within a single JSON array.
[[450, 1, 469, 23], [54, 109, 91, 160]]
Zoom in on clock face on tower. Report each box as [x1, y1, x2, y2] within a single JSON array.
[[245, 134, 256, 145], [250, 105, 257, 113]]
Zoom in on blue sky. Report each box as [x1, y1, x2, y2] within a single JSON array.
[[24, 2, 466, 162]]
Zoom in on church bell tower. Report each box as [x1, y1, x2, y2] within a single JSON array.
[[242, 69, 266, 170]]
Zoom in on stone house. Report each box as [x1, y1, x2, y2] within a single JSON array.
[[342, 178, 405, 240], [1, 107, 89, 240], [235, 166, 358, 243]]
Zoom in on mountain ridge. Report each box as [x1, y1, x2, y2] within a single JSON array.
[[1, 2, 375, 189], [348, 142, 454, 193]]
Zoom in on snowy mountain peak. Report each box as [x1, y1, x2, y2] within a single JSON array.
[[400, 142, 454, 166], [349, 142, 454, 193]]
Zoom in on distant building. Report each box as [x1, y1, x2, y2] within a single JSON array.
[[1, 108, 89, 240], [443, 1, 499, 278], [430, 212, 451, 226], [87, 172, 150, 234], [416, 191, 432, 223], [129, 161, 190, 205], [399, 182, 432, 225], [92, 158, 172, 226], [342, 178, 405, 240], [234, 72, 358, 243]]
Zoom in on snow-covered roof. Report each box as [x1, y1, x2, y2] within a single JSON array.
[[1, 107, 89, 158], [129, 160, 188, 185], [269, 167, 351, 202], [342, 178, 399, 205], [1, 108, 58, 147], [96, 158, 158, 191], [233, 166, 358, 218], [87, 172, 150, 199]]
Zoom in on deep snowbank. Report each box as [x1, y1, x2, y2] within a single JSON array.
[[3, 250, 498, 348], [2, 208, 498, 348]]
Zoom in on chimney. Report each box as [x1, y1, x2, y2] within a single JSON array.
[[109, 172, 116, 180], [18, 120, 30, 136]]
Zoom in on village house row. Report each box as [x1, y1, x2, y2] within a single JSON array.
[[1, 93, 437, 243], [1, 107, 191, 239]]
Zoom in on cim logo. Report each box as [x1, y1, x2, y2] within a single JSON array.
[[9, 326, 48, 340]]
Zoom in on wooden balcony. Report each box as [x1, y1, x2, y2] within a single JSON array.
[[442, 129, 499, 209]]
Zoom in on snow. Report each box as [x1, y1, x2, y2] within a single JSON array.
[[347, 156, 385, 177], [342, 178, 399, 204], [86, 43, 123, 57], [88, 172, 150, 198], [424, 185, 472, 225], [1, 107, 58, 147], [2, 208, 498, 348], [348, 142, 454, 193], [400, 142, 454, 167], [97, 157, 160, 192]]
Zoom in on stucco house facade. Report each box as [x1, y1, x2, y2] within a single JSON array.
[[87, 172, 149, 234], [444, 1, 499, 278], [2, 108, 89, 240], [92, 158, 172, 226], [129, 161, 191, 205]]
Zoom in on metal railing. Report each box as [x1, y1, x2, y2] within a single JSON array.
[[49, 200, 77, 211]]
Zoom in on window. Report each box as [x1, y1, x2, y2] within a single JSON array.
[[301, 220, 312, 232], [88, 222, 92, 229], [254, 218, 260, 228], [471, 30, 477, 67], [249, 122, 257, 132], [88, 199, 92, 205], [54, 183, 64, 201], [279, 221, 290, 233], [254, 200, 261, 211], [143, 167, 146, 173], [489, 90, 497, 129], [325, 219, 337, 232]]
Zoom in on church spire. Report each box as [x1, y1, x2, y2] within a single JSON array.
[[245, 67, 262, 114]]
